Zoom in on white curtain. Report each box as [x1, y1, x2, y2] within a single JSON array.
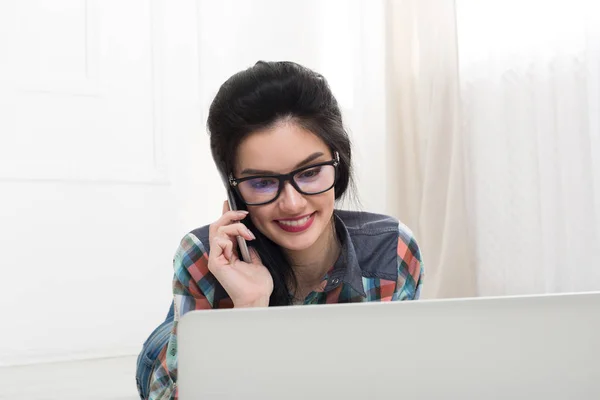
[[386, 0, 600, 298], [385, 0, 476, 299], [457, 0, 600, 296]]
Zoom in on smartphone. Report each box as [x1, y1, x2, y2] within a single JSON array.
[[219, 171, 252, 263]]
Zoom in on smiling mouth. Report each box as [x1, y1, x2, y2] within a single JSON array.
[[275, 212, 316, 233]]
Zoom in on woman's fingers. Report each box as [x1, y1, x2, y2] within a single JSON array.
[[217, 222, 255, 241], [209, 201, 255, 270], [212, 236, 235, 263], [209, 210, 248, 236], [217, 210, 249, 226]]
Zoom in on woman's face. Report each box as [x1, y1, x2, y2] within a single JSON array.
[[234, 120, 336, 252]]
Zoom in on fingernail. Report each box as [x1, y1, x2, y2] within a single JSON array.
[[238, 210, 249, 214], [246, 229, 256, 239]]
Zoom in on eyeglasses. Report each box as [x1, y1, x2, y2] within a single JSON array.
[[230, 152, 340, 206]]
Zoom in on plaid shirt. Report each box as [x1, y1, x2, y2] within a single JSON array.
[[144, 210, 424, 400]]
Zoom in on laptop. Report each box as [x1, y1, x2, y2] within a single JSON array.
[[178, 292, 600, 399]]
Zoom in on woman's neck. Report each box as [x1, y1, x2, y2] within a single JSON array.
[[284, 219, 341, 298]]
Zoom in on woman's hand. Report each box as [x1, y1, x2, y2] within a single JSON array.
[[207, 201, 274, 308]]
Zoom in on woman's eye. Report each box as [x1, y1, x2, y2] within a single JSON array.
[[299, 167, 321, 179], [250, 179, 277, 189]]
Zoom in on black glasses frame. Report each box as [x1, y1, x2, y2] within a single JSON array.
[[229, 152, 340, 206]]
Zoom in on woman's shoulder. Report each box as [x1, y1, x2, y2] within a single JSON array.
[[172, 224, 212, 263], [335, 209, 423, 297], [335, 209, 420, 267], [186, 224, 211, 247], [334, 209, 411, 237]]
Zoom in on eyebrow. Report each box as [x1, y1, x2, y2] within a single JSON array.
[[240, 152, 325, 176]]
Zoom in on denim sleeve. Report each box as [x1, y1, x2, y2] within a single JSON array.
[[136, 302, 174, 399]]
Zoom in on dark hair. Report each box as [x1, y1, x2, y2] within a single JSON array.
[[207, 60, 354, 306]]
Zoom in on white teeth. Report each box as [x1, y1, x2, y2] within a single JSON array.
[[278, 215, 311, 227]]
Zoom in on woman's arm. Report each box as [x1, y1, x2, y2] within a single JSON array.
[[147, 232, 224, 400]]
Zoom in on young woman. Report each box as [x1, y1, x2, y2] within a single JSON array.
[[136, 61, 424, 400]]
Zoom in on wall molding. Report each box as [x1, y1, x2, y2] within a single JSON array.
[[0, 0, 169, 185]]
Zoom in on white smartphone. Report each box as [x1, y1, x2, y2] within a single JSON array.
[[220, 172, 252, 263]]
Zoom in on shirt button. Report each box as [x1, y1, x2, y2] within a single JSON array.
[[331, 278, 340, 285]]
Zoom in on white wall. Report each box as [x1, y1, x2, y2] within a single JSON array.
[[0, 0, 390, 366], [0, 0, 200, 366]]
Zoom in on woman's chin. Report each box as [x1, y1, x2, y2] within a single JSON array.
[[272, 232, 318, 252]]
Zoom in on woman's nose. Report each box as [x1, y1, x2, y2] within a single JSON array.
[[278, 181, 306, 213]]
